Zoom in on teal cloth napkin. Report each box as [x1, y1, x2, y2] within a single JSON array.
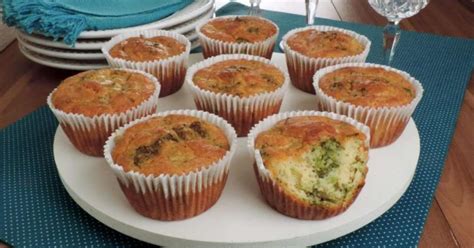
[[2, 0, 193, 45]]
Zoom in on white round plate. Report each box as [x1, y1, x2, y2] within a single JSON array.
[[17, 8, 212, 51], [19, 41, 201, 70], [18, 37, 104, 60], [19, 45, 107, 70], [53, 53, 420, 247], [78, 0, 213, 39]]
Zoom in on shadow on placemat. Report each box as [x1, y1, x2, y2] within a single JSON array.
[[1, 2, 474, 247]]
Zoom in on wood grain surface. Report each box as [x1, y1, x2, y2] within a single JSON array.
[[0, 0, 472, 247]]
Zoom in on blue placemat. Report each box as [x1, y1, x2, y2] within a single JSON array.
[[1, 3, 473, 247]]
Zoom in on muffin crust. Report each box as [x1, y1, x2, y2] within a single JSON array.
[[52, 69, 155, 116], [112, 115, 229, 176], [109, 36, 186, 62], [287, 30, 365, 58], [192, 59, 284, 97], [200, 16, 277, 43], [319, 67, 416, 107]]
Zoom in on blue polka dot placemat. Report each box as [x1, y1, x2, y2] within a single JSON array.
[[1, 3, 473, 247]]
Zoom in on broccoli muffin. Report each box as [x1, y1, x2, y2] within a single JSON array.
[[314, 63, 423, 148], [197, 15, 279, 59], [105, 111, 237, 221], [108, 36, 186, 62], [282, 26, 370, 94], [48, 68, 159, 156], [251, 113, 369, 219], [187, 54, 289, 137]]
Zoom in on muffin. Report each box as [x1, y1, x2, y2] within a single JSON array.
[[313, 63, 424, 148], [247, 111, 370, 220], [282, 26, 370, 93], [186, 54, 289, 136], [104, 110, 237, 221], [196, 15, 279, 59], [47, 68, 160, 156], [102, 30, 191, 97]]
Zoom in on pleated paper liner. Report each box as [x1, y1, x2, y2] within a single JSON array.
[[196, 15, 279, 59], [313, 63, 424, 148], [282, 25, 371, 94], [185, 53, 290, 137], [102, 30, 191, 97], [104, 110, 238, 221], [47, 68, 161, 157], [247, 111, 370, 220]]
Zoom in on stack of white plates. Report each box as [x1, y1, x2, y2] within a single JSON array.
[[16, 0, 214, 70]]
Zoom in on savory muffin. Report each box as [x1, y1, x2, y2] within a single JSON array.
[[282, 26, 370, 94], [52, 69, 156, 116], [318, 67, 416, 107], [104, 111, 237, 221], [112, 115, 229, 176], [192, 59, 285, 97], [286, 30, 365, 59], [197, 15, 279, 59], [253, 115, 369, 219], [313, 63, 423, 148], [102, 30, 191, 97], [199, 16, 277, 43], [186, 54, 289, 137], [47, 68, 160, 157], [108, 35, 186, 62]]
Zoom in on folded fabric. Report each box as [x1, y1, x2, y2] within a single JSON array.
[[2, 0, 193, 45]]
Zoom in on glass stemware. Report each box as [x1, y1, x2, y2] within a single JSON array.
[[368, 0, 429, 65], [248, 0, 262, 16]]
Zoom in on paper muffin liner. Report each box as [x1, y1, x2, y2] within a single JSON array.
[[196, 15, 279, 59], [282, 26, 371, 94], [185, 54, 290, 137], [103, 109, 238, 221], [102, 30, 191, 97], [247, 111, 370, 220], [47, 68, 161, 157], [313, 63, 424, 148]]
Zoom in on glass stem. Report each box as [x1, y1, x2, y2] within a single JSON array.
[[306, 0, 319, 25], [383, 20, 401, 65]]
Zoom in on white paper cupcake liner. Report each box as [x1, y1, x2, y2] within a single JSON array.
[[247, 111, 370, 219], [313, 63, 424, 148], [282, 26, 371, 94], [196, 15, 279, 59], [103, 109, 238, 220], [47, 68, 161, 157], [185, 53, 290, 137], [102, 30, 191, 97]]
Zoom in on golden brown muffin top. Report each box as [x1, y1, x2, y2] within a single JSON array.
[[109, 36, 186, 62], [192, 59, 285, 97], [52, 69, 155, 117], [286, 30, 365, 58], [319, 67, 416, 107], [112, 115, 230, 176], [200, 16, 277, 43]]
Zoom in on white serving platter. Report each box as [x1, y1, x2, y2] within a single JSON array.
[[53, 53, 420, 247], [17, 37, 104, 60]]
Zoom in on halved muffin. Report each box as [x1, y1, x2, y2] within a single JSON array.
[[102, 30, 191, 97], [186, 54, 289, 136], [196, 15, 279, 59], [104, 110, 238, 221], [47, 68, 160, 156], [282, 26, 370, 94], [248, 111, 370, 220], [313, 63, 423, 148]]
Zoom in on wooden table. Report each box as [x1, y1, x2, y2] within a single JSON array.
[[0, 0, 472, 247]]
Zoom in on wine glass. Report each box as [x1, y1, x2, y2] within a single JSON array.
[[248, 0, 262, 16], [368, 0, 429, 65], [279, 0, 319, 51]]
